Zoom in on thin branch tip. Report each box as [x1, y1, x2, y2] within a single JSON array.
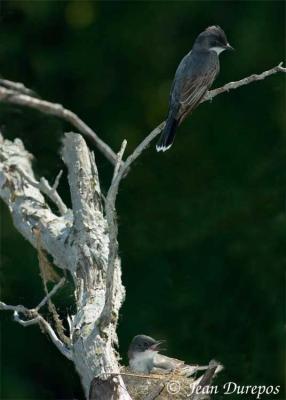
[[15, 165, 67, 215], [53, 169, 63, 190]]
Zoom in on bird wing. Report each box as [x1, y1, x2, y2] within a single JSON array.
[[178, 68, 218, 123], [153, 354, 212, 377], [172, 51, 219, 124], [180, 72, 213, 106], [153, 354, 184, 371]]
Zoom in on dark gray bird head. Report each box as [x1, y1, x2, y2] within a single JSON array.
[[128, 335, 220, 377], [128, 334, 162, 357], [194, 25, 234, 54], [128, 334, 164, 373]]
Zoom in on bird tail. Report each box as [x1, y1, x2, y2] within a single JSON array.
[[156, 115, 178, 152]]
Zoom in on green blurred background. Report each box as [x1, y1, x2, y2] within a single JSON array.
[[0, 1, 285, 399]]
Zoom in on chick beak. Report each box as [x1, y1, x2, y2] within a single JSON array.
[[225, 43, 235, 51], [150, 340, 164, 351]]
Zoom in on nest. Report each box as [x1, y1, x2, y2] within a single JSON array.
[[121, 367, 211, 400]]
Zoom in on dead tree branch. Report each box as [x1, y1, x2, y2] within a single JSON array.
[[100, 139, 127, 327], [16, 166, 67, 215], [0, 63, 284, 171], [35, 277, 66, 311], [0, 134, 73, 270], [99, 63, 285, 327], [0, 84, 118, 165], [204, 61, 285, 101], [120, 62, 286, 176], [13, 310, 73, 360], [0, 61, 284, 399], [0, 132, 130, 399], [0, 277, 71, 360]]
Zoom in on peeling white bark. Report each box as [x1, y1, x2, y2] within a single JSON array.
[[0, 132, 130, 399], [62, 133, 127, 398], [0, 134, 73, 270]]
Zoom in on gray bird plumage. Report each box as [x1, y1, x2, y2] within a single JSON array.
[[128, 334, 223, 377], [156, 25, 233, 152]]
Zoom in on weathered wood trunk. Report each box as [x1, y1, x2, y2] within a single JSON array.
[[0, 132, 131, 399]]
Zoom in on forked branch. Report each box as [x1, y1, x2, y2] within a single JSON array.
[[0, 277, 71, 360]]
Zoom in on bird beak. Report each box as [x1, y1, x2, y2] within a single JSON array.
[[150, 340, 164, 351], [225, 43, 235, 51]]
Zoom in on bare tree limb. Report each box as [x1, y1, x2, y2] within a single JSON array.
[[61, 132, 129, 398], [0, 86, 118, 165], [117, 122, 165, 180], [95, 61, 286, 371], [119, 62, 286, 177], [1, 61, 284, 399], [0, 301, 29, 314], [0, 78, 38, 97], [0, 134, 74, 271], [52, 169, 63, 190], [0, 277, 71, 360], [0, 277, 65, 315], [0, 131, 131, 398], [35, 277, 66, 311], [203, 61, 285, 101], [99, 63, 286, 325], [111, 139, 127, 185], [13, 310, 73, 360], [16, 166, 67, 215], [100, 140, 127, 326], [99, 125, 164, 327], [1, 63, 284, 173]]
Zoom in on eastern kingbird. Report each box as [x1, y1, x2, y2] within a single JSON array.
[[128, 335, 223, 376], [156, 25, 234, 152]]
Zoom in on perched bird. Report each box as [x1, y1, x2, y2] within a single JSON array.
[[156, 25, 234, 152], [128, 334, 223, 376]]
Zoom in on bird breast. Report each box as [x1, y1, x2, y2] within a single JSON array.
[[129, 350, 156, 373]]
